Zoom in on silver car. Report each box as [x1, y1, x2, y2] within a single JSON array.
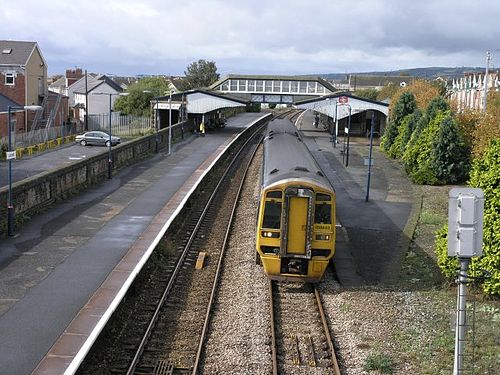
[[75, 131, 121, 147]]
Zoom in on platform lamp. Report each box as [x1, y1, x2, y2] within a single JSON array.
[[143, 90, 160, 153], [92, 92, 128, 179], [6, 105, 43, 236], [168, 90, 175, 155]]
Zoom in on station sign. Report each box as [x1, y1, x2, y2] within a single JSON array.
[[338, 96, 349, 104]]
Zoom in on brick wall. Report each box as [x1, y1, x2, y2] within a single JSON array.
[[0, 111, 26, 137], [0, 71, 25, 106]]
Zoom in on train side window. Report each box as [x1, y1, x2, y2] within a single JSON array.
[[263, 201, 282, 229], [314, 203, 331, 224]]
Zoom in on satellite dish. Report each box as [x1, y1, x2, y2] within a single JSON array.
[[400, 82, 407, 87]]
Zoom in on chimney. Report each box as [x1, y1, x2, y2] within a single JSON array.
[[66, 68, 84, 87]]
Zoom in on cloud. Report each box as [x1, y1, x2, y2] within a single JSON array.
[[1, 0, 499, 76]]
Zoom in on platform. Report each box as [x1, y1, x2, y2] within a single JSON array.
[[0, 112, 270, 375]]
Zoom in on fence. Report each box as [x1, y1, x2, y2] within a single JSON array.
[[87, 113, 152, 137], [1, 122, 84, 149]]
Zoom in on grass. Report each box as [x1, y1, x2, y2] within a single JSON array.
[[363, 352, 395, 373], [419, 209, 446, 226]]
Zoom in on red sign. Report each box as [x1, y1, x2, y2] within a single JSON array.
[[339, 96, 349, 104]]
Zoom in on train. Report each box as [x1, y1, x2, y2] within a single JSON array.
[[255, 119, 336, 282]]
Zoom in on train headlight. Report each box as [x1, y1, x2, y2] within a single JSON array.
[[262, 231, 279, 238], [315, 234, 330, 241]]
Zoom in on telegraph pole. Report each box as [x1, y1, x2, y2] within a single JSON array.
[[483, 51, 491, 112]]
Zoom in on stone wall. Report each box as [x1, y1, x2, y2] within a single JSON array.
[[0, 121, 193, 236]]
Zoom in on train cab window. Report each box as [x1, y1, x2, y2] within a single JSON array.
[[266, 191, 282, 199], [315, 194, 332, 224], [263, 191, 282, 229]]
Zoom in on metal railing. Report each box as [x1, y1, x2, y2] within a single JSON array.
[[87, 113, 152, 136], [1, 123, 84, 148]]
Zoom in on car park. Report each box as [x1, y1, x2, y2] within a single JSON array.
[[75, 131, 121, 147]]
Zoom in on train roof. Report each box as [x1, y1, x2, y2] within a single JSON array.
[[262, 119, 333, 192]]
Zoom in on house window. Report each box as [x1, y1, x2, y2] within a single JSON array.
[[5, 73, 14, 85]]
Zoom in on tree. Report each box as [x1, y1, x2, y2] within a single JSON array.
[[114, 77, 171, 117], [377, 83, 399, 101], [181, 59, 219, 90], [381, 91, 416, 153], [354, 88, 379, 101], [388, 110, 421, 159], [388, 79, 441, 113], [432, 115, 470, 184], [472, 91, 500, 158]]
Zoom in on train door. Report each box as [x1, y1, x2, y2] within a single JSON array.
[[282, 187, 313, 259], [287, 197, 308, 254]]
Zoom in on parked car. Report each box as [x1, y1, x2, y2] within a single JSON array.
[[75, 131, 121, 147]]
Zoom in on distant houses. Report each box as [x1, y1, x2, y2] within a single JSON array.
[[450, 71, 500, 111], [331, 74, 410, 91]]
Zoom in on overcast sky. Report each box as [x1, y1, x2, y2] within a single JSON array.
[[1, 0, 499, 77]]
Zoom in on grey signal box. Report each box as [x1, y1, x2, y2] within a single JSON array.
[[448, 188, 484, 258]]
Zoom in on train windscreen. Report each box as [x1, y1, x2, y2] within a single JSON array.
[[262, 191, 282, 229]]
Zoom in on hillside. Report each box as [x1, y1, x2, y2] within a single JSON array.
[[320, 66, 485, 81]]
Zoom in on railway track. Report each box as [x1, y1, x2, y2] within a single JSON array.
[[274, 108, 303, 121], [125, 128, 264, 375], [270, 281, 341, 375], [77, 123, 266, 375]]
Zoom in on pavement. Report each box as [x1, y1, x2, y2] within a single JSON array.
[[297, 111, 418, 288]]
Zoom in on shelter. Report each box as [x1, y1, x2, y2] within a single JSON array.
[[295, 93, 389, 136], [152, 89, 248, 130]]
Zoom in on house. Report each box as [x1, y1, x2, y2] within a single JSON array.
[[0, 40, 70, 138], [0, 40, 48, 136], [48, 68, 85, 96]]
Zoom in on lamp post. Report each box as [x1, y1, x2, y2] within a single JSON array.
[[6, 105, 43, 236], [340, 104, 352, 166], [168, 90, 174, 155], [483, 51, 491, 112], [92, 92, 128, 179], [153, 97, 159, 153], [143, 90, 160, 153], [365, 112, 375, 202]]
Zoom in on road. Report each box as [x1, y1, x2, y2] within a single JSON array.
[[0, 143, 114, 188]]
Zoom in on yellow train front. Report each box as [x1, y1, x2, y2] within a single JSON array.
[[256, 119, 336, 282]]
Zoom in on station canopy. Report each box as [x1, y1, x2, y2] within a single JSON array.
[[154, 89, 247, 114], [295, 93, 389, 120]]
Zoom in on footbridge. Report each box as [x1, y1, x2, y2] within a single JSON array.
[[210, 74, 336, 104]]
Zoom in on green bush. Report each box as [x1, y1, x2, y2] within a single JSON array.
[[432, 115, 470, 184], [435, 139, 500, 295], [468, 139, 500, 295], [388, 118, 408, 158], [426, 96, 449, 121], [381, 91, 417, 153], [400, 109, 421, 151], [403, 111, 447, 184], [380, 119, 398, 152], [435, 224, 460, 280]]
